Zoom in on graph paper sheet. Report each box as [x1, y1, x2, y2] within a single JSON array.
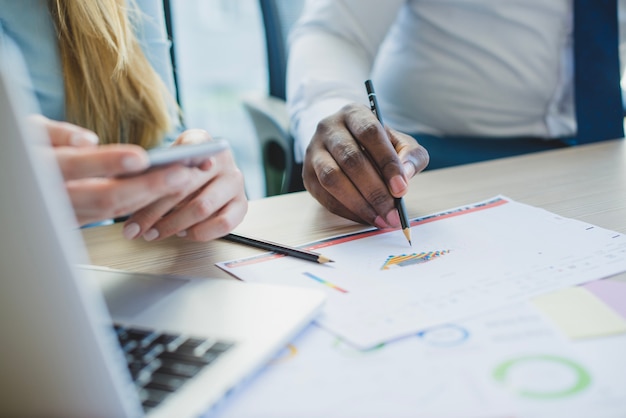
[[218, 196, 626, 349], [217, 301, 626, 418]]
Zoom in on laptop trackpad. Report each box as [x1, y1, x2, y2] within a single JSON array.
[[81, 266, 189, 318]]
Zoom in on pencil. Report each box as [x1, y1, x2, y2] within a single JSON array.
[[222, 233, 334, 264], [364, 79, 412, 246]]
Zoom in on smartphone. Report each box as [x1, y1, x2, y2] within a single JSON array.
[[147, 139, 229, 168]]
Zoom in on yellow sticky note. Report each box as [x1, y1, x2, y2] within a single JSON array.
[[532, 286, 626, 339]]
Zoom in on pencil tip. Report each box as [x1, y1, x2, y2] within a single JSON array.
[[402, 228, 412, 246], [318, 256, 334, 264]]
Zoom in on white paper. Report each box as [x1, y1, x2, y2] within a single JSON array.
[[210, 302, 626, 418], [218, 196, 626, 349]]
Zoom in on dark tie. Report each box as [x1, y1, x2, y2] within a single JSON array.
[[573, 0, 624, 144]]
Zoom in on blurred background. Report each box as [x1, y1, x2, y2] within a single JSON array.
[[171, 0, 268, 199]]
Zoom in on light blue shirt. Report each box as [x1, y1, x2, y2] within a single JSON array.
[[0, 0, 179, 139]]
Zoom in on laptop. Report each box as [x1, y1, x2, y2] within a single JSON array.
[[0, 67, 325, 417]]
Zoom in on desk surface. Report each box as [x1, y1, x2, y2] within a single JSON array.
[[82, 139, 626, 279]]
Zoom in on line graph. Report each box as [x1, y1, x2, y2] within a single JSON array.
[[381, 250, 451, 270]]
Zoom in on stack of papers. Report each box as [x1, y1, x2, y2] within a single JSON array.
[[219, 196, 626, 349], [216, 196, 626, 418]]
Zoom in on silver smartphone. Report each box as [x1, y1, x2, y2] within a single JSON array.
[[147, 138, 229, 168]]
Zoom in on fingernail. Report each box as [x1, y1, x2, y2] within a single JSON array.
[[70, 132, 98, 146], [198, 157, 215, 171], [389, 175, 407, 195], [386, 210, 400, 228], [166, 169, 188, 187], [122, 156, 145, 172], [374, 216, 389, 229], [122, 222, 140, 240], [403, 161, 416, 177], [84, 132, 99, 144], [176, 230, 187, 237], [143, 229, 159, 241]]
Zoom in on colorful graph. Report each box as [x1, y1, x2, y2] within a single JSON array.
[[303, 272, 348, 293], [493, 355, 591, 399], [381, 250, 450, 270], [416, 324, 470, 347]]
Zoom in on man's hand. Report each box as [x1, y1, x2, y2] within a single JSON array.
[[302, 104, 429, 227]]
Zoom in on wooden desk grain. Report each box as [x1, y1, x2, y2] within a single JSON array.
[[82, 139, 626, 279]]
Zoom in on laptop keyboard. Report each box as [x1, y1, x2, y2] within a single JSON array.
[[114, 324, 235, 412]]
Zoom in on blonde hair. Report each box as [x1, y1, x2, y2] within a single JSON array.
[[49, 0, 173, 148]]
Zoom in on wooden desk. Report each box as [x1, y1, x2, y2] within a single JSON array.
[[82, 139, 626, 279]]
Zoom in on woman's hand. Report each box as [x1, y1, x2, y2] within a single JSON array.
[[121, 129, 248, 242], [33, 116, 247, 240], [34, 116, 192, 226]]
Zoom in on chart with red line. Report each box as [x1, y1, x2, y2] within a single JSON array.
[[217, 195, 626, 349]]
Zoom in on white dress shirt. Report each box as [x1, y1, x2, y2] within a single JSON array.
[[287, 0, 626, 162]]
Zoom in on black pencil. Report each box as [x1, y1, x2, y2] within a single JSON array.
[[365, 79, 412, 246], [222, 233, 334, 264]]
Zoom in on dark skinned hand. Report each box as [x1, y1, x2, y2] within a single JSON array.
[[302, 104, 429, 228]]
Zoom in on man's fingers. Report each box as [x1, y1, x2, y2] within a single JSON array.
[[390, 129, 430, 179], [304, 142, 392, 228], [315, 105, 398, 223], [344, 105, 408, 197]]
